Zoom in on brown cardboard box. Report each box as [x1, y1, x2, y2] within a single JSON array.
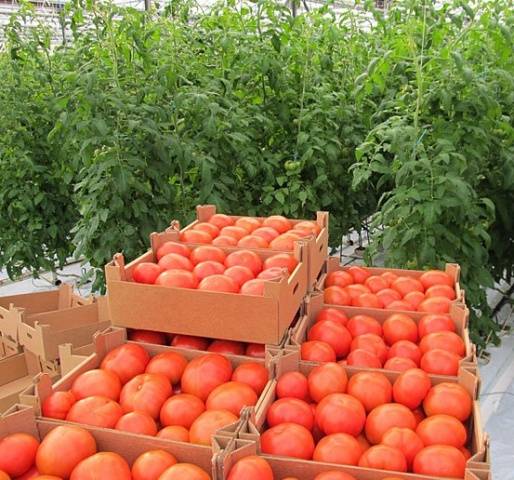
[[105, 242, 308, 345]]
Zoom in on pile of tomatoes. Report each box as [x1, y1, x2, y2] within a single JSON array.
[[324, 266, 457, 314], [302, 306, 465, 376], [132, 243, 298, 295], [236, 365, 473, 479]]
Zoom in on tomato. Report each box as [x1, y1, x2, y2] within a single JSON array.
[[198, 274, 238, 293], [157, 426, 190, 442], [13, 466, 39, 479], [262, 215, 292, 234], [314, 473, 357, 480], [386, 300, 415, 311], [358, 445, 407, 472], [133, 263, 162, 284], [227, 456, 273, 480], [237, 235, 268, 248], [344, 284, 371, 301], [224, 250, 263, 275], [295, 221, 321, 235], [181, 353, 233, 401], [171, 335, 209, 350], [313, 433, 362, 466], [189, 410, 239, 445], [376, 288, 402, 307], [301, 341, 337, 362], [267, 397, 314, 430], [315, 308, 348, 326], [308, 321, 352, 359], [404, 291, 425, 310], [71, 369, 121, 401], [209, 214, 235, 229], [412, 408, 426, 426], [276, 372, 309, 401], [423, 382, 472, 421], [207, 340, 245, 355], [146, 351, 188, 384], [220, 226, 248, 241], [131, 450, 177, 480], [245, 343, 265, 358], [101, 343, 150, 385], [160, 394, 205, 429], [70, 452, 131, 480], [269, 234, 297, 251], [364, 275, 388, 293], [346, 349, 382, 368], [240, 279, 266, 296], [392, 276, 424, 296], [128, 329, 167, 345], [224, 266, 255, 287], [189, 246, 225, 265], [383, 357, 417, 372], [382, 427, 424, 467], [192, 222, 220, 239], [420, 349, 460, 375], [206, 381, 257, 416], [263, 253, 298, 273], [419, 331, 465, 357], [347, 372, 392, 412], [418, 296, 451, 314], [193, 261, 226, 282], [156, 270, 198, 289], [158, 253, 194, 271], [461, 447, 472, 460], [66, 396, 123, 428], [350, 334, 388, 364], [261, 423, 314, 459], [383, 314, 418, 345], [356, 434, 370, 452], [42, 391, 76, 420], [308, 363, 348, 403], [347, 266, 370, 284], [381, 272, 399, 287], [253, 227, 280, 243], [346, 315, 382, 337], [0, 434, 39, 477], [416, 414, 467, 447], [258, 267, 287, 280], [353, 293, 383, 308], [387, 340, 421, 366], [212, 235, 238, 247], [180, 230, 213, 244], [156, 241, 191, 260], [315, 393, 366, 436], [324, 286, 351, 306], [232, 362, 269, 395], [419, 270, 454, 289], [36, 425, 97, 478], [426, 285, 456, 300], [365, 403, 416, 444], [120, 373, 172, 419], [393, 368, 431, 409], [158, 463, 210, 480], [115, 411, 158, 436], [418, 314, 455, 337], [325, 271, 353, 289], [413, 445, 466, 477]]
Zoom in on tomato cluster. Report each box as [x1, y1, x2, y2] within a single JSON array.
[[324, 266, 456, 314], [242, 365, 472, 479], [0, 426, 212, 480], [302, 305, 465, 376]]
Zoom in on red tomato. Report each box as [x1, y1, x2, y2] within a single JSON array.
[[420, 349, 460, 375], [36, 425, 97, 478], [129, 329, 167, 345], [365, 403, 416, 444], [461, 447, 472, 460], [376, 288, 402, 307], [384, 357, 417, 372], [347, 372, 392, 412], [232, 362, 269, 395], [160, 394, 205, 429], [276, 372, 309, 401], [146, 351, 188, 384], [419, 331, 465, 357], [383, 313, 418, 345], [308, 321, 352, 359], [356, 434, 370, 453], [240, 279, 266, 296], [387, 340, 422, 366], [313, 433, 362, 465], [0, 433, 39, 477], [344, 284, 371, 301], [364, 275, 388, 293], [353, 293, 383, 308], [207, 340, 245, 355], [301, 341, 337, 362], [212, 235, 238, 247], [220, 226, 248, 241], [263, 253, 298, 273], [238, 235, 268, 248], [190, 246, 226, 265], [413, 445, 466, 477], [418, 296, 451, 314], [426, 285, 456, 300], [198, 274, 239, 293], [193, 261, 226, 281], [295, 221, 321, 235], [423, 382, 472, 421], [392, 368, 431, 409], [382, 427, 424, 467], [258, 267, 287, 280], [158, 464, 210, 480], [392, 276, 424, 296], [315, 393, 366, 436], [156, 241, 191, 260], [171, 335, 210, 350], [358, 445, 407, 472], [418, 314, 456, 337], [308, 363, 348, 403], [115, 411, 158, 436], [120, 373, 172, 419], [346, 349, 382, 368], [66, 396, 123, 428], [267, 398, 314, 430], [180, 230, 213, 244], [314, 473, 357, 480], [325, 271, 353, 289], [156, 270, 198, 289], [386, 300, 416, 311], [158, 253, 194, 271], [245, 343, 265, 358], [269, 234, 298, 251], [225, 250, 262, 275], [71, 369, 121, 401], [347, 266, 371, 284], [412, 407, 426, 426], [209, 214, 235, 229], [315, 308, 348, 326], [224, 265, 254, 287], [416, 415, 467, 447], [227, 456, 273, 480], [131, 450, 177, 480], [419, 270, 454, 289], [192, 222, 220, 239], [189, 410, 239, 445], [14, 467, 40, 479], [261, 423, 314, 459], [42, 391, 76, 420], [404, 291, 425, 310], [346, 315, 382, 337], [69, 452, 131, 480], [350, 334, 388, 364], [156, 426, 189, 442], [206, 381, 258, 416], [133, 263, 162, 284], [324, 286, 352, 306], [381, 272, 399, 286], [253, 227, 280, 243], [181, 353, 233, 401], [262, 215, 292, 234]]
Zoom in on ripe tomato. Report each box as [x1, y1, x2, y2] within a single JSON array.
[[156, 241, 191, 260], [42, 391, 76, 420], [66, 396, 123, 428], [189, 410, 239, 445], [347, 372, 392, 412], [308, 363, 348, 403], [392, 276, 424, 296], [12, 466, 39, 480], [413, 445, 466, 477], [190, 246, 226, 265], [131, 450, 177, 480], [171, 335, 210, 350], [315, 393, 366, 436], [346, 349, 382, 368], [412, 408, 426, 426], [232, 362, 269, 395], [207, 340, 245, 355], [193, 261, 226, 282], [36, 425, 97, 478], [0, 433, 39, 477], [384, 357, 417, 372], [159, 463, 211, 480], [418, 296, 451, 314], [206, 381, 257, 416], [263, 253, 298, 273], [158, 253, 194, 271], [416, 414, 467, 447], [240, 279, 266, 296], [101, 343, 150, 385], [212, 235, 238, 247], [346, 315, 382, 337], [133, 263, 162, 284], [253, 227, 280, 243], [404, 291, 425, 310], [419, 331, 465, 357], [315, 308, 348, 326], [418, 314, 455, 337], [263, 215, 292, 234], [209, 214, 234, 229], [220, 226, 248, 241], [224, 250, 262, 275], [308, 321, 352, 359], [269, 234, 298, 251], [383, 314, 418, 345], [146, 351, 188, 384], [160, 394, 205, 429], [353, 293, 383, 308], [393, 368, 431, 409], [180, 230, 212, 244], [314, 473, 357, 480], [365, 403, 416, 444], [347, 266, 370, 284], [387, 340, 421, 366], [227, 456, 273, 480], [267, 398, 314, 430], [192, 222, 220, 239], [115, 411, 158, 436], [276, 372, 309, 401], [426, 285, 456, 300], [224, 265, 254, 287], [325, 271, 353, 289], [423, 382, 472, 421], [344, 284, 371, 301], [129, 329, 167, 345], [245, 343, 265, 358], [156, 270, 198, 289], [181, 353, 233, 401], [386, 300, 415, 311], [198, 274, 239, 293], [70, 452, 131, 480], [157, 426, 190, 442], [71, 369, 121, 401], [120, 373, 172, 419], [461, 447, 472, 460], [356, 434, 370, 452], [382, 427, 424, 467], [324, 286, 351, 306], [376, 288, 402, 307], [421, 349, 460, 375], [258, 267, 287, 280], [261, 423, 314, 459], [419, 270, 453, 289], [238, 235, 269, 249], [364, 275, 388, 293], [381, 272, 399, 286], [301, 341, 337, 362], [295, 221, 321, 235], [358, 445, 407, 472], [313, 433, 362, 466], [350, 334, 388, 364]]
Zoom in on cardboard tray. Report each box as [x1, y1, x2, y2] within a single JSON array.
[[105, 242, 308, 345]]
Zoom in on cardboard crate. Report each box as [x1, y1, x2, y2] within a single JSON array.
[[105, 242, 308, 345]]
